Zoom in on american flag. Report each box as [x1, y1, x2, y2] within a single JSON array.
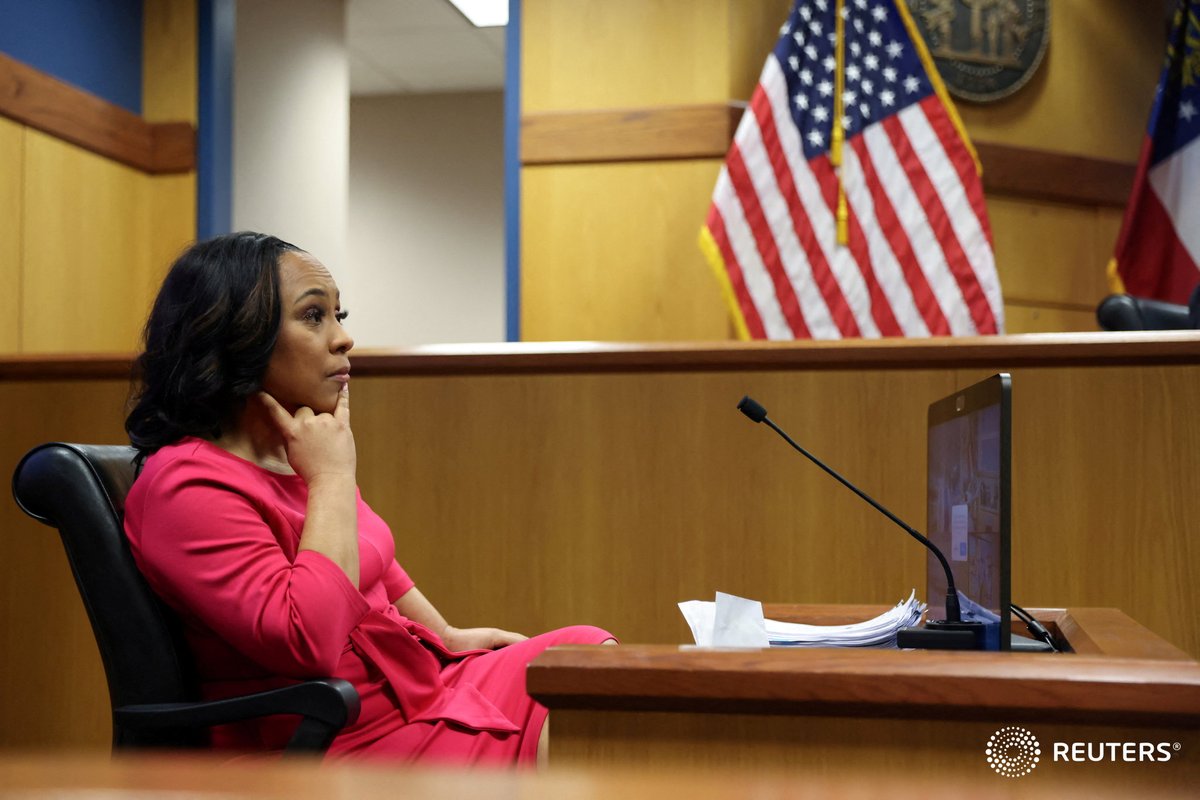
[[1108, 0, 1200, 305], [700, 0, 1004, 339]]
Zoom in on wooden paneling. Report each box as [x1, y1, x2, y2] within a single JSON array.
[[1004, 303, 1098, 334], [955, 0, 1163, 163], [143, 0, 198, 125], [520, 108, 1137, 209], [142, 0, 197, 318], [4, 340, 1199, 748], [146, 173, 195, 317], [0, 52, 194, 175], [550, 713, 1198, 791], [989, 197, 1119, 306], [350, 362, 1200, 660], [1008, 365, 1200, 643], [518, 109, 1131, 330], [20, 130, 151, 353], [0, 116, 21, 352], [0, 379, 131, 749], [522, 0, 785, 113], [726, 0, 795, 101], [0, 1, 196, 358], [521, 160, 732, 341]]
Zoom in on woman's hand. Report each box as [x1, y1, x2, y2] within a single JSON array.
[[391, 588, 525, 651], [259, 385, 356, 484], [442, 625, 528, 651], [262, 385, 359, 586]]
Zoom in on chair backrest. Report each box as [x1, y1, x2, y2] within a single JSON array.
[[1095, 293, 1193, 331], [12, 442, 205, 747]]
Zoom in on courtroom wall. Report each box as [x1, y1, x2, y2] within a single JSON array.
[[0, 0, 145, 113], [348, 92, 506, 347], [519, 0, 1165, 341], [962, 0, 1164, 333], [233, 0, 349, 278], [0, 0, 197, 355]]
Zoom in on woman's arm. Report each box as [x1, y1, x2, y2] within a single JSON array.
[[260, 388, 359, 586], [132, 467, 369, 677], [394, 586, 527, 651]]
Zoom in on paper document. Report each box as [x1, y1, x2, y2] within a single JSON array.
[[679, 590, 926, 649]]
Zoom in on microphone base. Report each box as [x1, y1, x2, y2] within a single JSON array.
[[897, 620, 987, 650]]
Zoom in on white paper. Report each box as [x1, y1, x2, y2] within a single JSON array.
[[677, 599, 716, 647], [679, 590, 926, 649], [678, 593, 770, 647], [712, 591, 770, 647]]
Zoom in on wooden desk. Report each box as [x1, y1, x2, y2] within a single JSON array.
[[529, 606, 1200, 792]]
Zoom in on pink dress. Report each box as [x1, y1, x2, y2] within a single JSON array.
[[123, 437, 614, 765]]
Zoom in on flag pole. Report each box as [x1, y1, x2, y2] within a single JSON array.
[[832, 0, 849, 246]]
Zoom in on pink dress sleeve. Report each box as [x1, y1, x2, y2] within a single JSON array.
[[133, 461, 370, 678], [383, 561, 415, 603]]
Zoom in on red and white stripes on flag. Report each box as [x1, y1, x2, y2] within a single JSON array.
[[1107, 0, 1200, 305], [700, 0, 1004, 340]]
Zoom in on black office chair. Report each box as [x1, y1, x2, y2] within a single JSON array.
[[12, 442, 359, 753], [1095, 285, 1200, 331]]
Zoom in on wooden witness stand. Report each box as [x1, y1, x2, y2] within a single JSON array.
[[3, 334, 1200, 757], [529, 605, 1200, 791]]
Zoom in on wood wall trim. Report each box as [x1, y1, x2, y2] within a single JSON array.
[[1003, 295, 1099, 313], [0, 52, 194, 174], [974, 141, 1135, 208], [520, 103, 1135, 207], [0, 354, 136, 381], [522, 103, 745, 165], [349, 331, 1200, 374], [3, 332, 1200, 381]]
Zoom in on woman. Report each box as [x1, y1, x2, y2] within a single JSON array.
[[124, 232, 615, 765]]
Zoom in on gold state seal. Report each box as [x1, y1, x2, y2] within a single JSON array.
[[911, 0, 1050, 102]]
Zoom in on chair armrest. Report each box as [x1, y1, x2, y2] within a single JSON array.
[[113, 678, 360, 753]]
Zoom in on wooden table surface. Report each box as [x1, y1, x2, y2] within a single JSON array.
[[0, 751, 1194, 800]]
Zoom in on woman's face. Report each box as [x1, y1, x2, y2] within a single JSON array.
[[260, 250, 354, 413]]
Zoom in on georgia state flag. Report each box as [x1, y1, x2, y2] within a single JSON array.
[[1109, 0, 1200, 304]]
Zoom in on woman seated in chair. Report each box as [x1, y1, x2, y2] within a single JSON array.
[[123, 232, 616, 765]]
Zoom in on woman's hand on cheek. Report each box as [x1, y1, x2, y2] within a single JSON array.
[[259, 386, 356, 484], [442, 626, 528, 651]]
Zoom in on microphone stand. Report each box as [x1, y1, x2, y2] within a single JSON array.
[[737, 396, 986, 650]]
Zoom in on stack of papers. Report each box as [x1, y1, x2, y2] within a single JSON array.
[[679, 590, 926, 649]]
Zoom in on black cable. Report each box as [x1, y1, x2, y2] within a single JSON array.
[[1010, 603, 1060, 652]]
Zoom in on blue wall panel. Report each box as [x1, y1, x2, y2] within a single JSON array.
[[197, 0, 233, 238], [0, 0, 143, 113], [504, 0, 522, 341]]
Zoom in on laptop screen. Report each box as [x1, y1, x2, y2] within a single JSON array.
[[924, 373, 1011, 650]]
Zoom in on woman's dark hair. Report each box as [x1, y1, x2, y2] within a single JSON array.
[[126, 231, 300, 465]]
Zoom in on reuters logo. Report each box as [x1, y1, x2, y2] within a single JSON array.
[[986, 726, 1041, 777]]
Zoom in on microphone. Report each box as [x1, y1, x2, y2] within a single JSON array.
[[736, 395, 984, 649]]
